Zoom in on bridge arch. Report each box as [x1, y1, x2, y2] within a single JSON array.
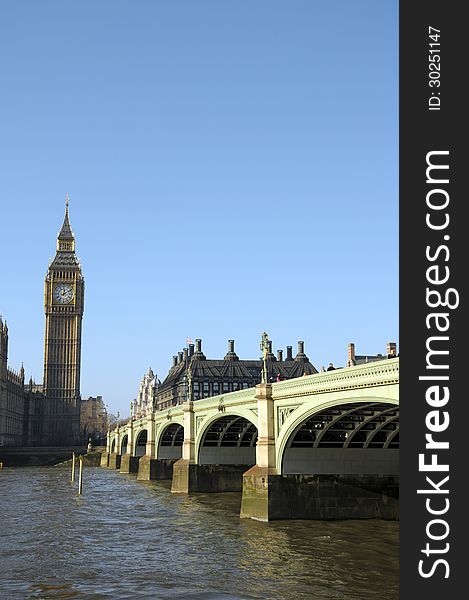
[[157, 422, 184, 460], [154, 415, 184, 457], [196, 411, 258, 465], [134, 429, 148, 457], [120, 434, 128, 455], [276, 396, 399, 475], [110, 438, 116, 453]]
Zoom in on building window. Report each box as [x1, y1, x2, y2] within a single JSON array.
[[223, 382, 229, 392], [213, 382, 219, 394], [203, 382, 209, 393]]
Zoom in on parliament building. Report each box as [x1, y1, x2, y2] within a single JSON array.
[[0, 199, 84, 446]]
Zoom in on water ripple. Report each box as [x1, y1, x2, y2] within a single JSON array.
[[0, 467, 398, 599]]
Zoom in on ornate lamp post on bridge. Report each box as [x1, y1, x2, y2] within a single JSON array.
[[260, 331, 270, 384]]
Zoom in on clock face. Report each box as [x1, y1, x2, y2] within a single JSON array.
[[54, 283, 74, 304]]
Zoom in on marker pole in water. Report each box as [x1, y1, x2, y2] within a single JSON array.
[[78, 455, 83, 495], [71, 452, 76, 482]]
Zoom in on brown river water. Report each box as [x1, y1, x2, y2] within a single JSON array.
[[0, 467, 398, 600]]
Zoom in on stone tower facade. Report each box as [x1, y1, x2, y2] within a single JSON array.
[[43, 197, 84, 444]]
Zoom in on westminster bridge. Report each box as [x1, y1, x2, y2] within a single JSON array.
[[102, 357, 399, 521]]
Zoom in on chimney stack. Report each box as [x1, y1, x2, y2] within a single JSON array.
[[178, 351, 183, 364], [189, 343, 194, 357], [277, 349, 283, 361], [172, 356, 178, 367], [348, 343, 356, 364], [297, 341, 305, 355], [183, 348, 188, 362], [193, 338, 206, 360], [224, 339, 239, 360], [387, 342, 397, 357], [286, 346, 293, 361]]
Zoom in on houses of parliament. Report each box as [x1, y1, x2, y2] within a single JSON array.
[[0, 198, 84, 446]]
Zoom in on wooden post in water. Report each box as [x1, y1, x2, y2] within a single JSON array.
[[78, 455, 83, 495], [71, 452, 76, 482]]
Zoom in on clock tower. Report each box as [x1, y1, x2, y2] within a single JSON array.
[[43, 196, 84, 444]]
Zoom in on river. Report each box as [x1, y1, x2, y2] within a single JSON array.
[[0, 467, 398, 599]]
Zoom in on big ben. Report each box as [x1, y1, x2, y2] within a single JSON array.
[[43, 195, 84, 444]]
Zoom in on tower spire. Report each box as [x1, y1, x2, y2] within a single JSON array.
[[58, 193, 74, 243]]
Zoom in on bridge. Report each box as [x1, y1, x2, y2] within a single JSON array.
[[102, 357, 399, 521]]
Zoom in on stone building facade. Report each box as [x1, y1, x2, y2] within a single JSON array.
[[0, 319, 47, 446], [346, 341, 398, 367], [132, 368, 160, 418], [80, 395, 108, 444], [0, 319, 26, 446]]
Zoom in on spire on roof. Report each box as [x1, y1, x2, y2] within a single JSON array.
[[58, 193, 74, 241]]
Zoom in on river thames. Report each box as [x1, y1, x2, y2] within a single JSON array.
[[0, 467, 398, 599]]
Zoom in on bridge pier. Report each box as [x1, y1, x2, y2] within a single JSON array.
[[172, 461, 248, 493], [145, 413, 155, 458], [101, 432, 112, 466], [126, 419, 134, 456], [241, 472, 399, 521], [240, 383, 278, 520], [171, 400, 196, 493], [119, 453, 140, 474], [107, 453, 121, 469], [137, 457, 176, 480]]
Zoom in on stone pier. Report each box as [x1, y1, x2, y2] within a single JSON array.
[[119, 453, 140, 474], [171, 400, 195, 493], [172, 461, 248, 493], [137, 457, 176, 481], [107, 453, 121, 469], [241, 472, 399, 521], [240, 383, 278, 520], [100, 451, 110, 467]]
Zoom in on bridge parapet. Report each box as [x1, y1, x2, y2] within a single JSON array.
[[273, 358, 399, 400], [192, 387, 256, 412]]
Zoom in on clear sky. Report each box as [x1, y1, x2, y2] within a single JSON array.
[[0, 0, 398, 417]]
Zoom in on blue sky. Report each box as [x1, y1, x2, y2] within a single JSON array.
[[0, 0, 398, 417]]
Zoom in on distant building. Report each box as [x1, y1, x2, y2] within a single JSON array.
[[132, 368, 160, 418], [154, 338, 318, 411], [0, 319, 26, 446], [0, 320, 46, 446], [346, 342, 398, 367], [80, 396, 107, 444]]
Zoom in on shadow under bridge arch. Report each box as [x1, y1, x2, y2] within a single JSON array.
[[198, 414, 258, 465], [282, 401, 399, 475], [120, 434, 128, 455], [134, 429, 148, 457], [158, 423, 184, 460]]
